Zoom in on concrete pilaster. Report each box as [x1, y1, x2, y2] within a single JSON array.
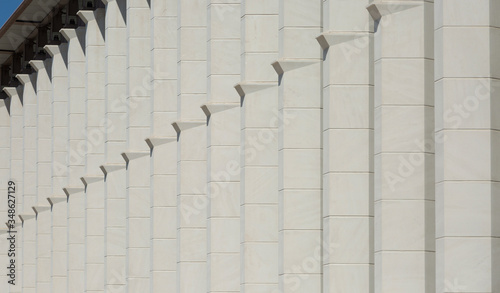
[[204, 1, 242, 292], [16, 73, 38, 293], [174, 1, 208, 292], [236, 0, 280, 292], [45, 42, 70, 293], [102, 0, 128, 292], [30, 57, 53, 293], [367, 1, 435, 292], [124, 0, 153, 291], [434, 1, 500, 292], [61, 26, 87, 293], [318, 0, 374, 292], [148, 0, 178, 291], [78, 9, 107, 292], [273, 0, 323, 291]]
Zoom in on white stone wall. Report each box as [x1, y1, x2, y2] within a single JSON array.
[[1, 1, 499, 293]]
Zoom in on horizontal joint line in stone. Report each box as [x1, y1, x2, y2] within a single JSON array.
[[436, 128, 500, 132], [324, 84, 375, 87], [374, 152, 435, 155], [435, 179, 500, 184], [436, 236, 500, 240], [240, 241, 278, 244], [278, 273, 322, 276], [242, 127, 280, 130], [241, 204, 278, 207], [323, 215, 374, 219], [323, 263, 375, 266], [278, 147, 323, 151], [277, 26, 323, 29], [374, 104, 434, 108], [435, 77, 500, 82], [436, 25, 500, 29], [374, 199, 435, 202], [277, 107, 324, 110], [374, 57, 434, 61], [207, 38, 240, 41], [279, 229, 322, 231], [323, 171, 373, 175], [278, 188, 322, 191], [323, 128, 374, 131], [240, 51, 279, 55], [374, 250, 436, 253]]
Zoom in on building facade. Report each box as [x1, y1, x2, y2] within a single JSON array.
[[0, 0, 498, 292]]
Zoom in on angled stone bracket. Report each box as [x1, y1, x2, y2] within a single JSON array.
[[15, 74, 31, 85], [32, 205, 51, 216], [234, 81, 276, 97], [19, 213, 36, 223], [3, 87, 18, 97], [171, 120, 205, 134], [60, 28, 77, 41], [77, 10, 96, 24], [271, 58, 320, 75], [316, 32, 371, 50], [366, 1, 422, 21], [121, 151, 150, 163], [200, 102, 239, 117], [100, 163, 126, 176], [145, 137, 176, 150], [63, 186, 85, 197], [44, 44, 61, 57], [29, 60, 45, 72], [47, 196, 67, 207], [80, 175, 104, 187], [4, 221, 21, 229]]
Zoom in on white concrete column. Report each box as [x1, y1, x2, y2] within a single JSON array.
[[44, 42, 69, 293], [271, 1, 323, 291], [16, 73, 38, 293], [173, 0, 208, 292], [123, 0, 152, 291], [148, 0, 178, 291], [0, 94, 11, 292], [317, 1, 374, 292], [30, 58, 53, 293], [101, 0, 128, 292], [4, 86, 23, 293], [235, 0, 279, 293], [235, 1, 279, 292], [203, 1, 241, 292], [367, 1, 435, 292], [61, 26, 87, 293], [434, 1, 499, 292], [78, 9, 107, 293]]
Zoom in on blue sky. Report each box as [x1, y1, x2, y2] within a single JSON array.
[[0, 0, 24, 28]]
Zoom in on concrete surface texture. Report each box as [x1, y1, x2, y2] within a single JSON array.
[[0, 0, 498, 292]]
